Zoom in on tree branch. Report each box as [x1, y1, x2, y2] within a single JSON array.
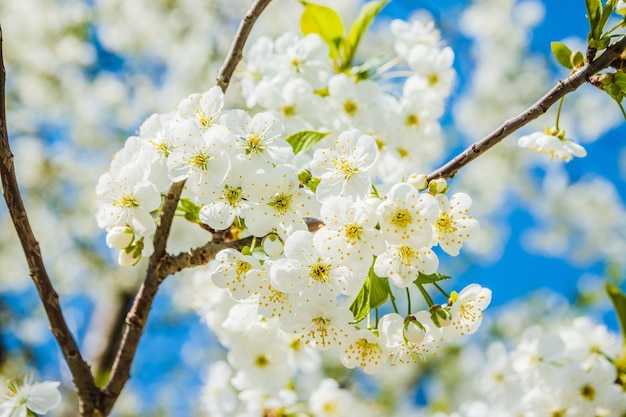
[[0, 25, 99, 415], [100, 181, 183, 414], [215, 0, 273, 92], [427, 35, 626, 182], [99, 0, 274, 414]]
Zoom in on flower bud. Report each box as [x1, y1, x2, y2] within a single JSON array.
[[106, 226, 134, 249], [118, 248, 141, 267], [407, 173, 428, 191], [263, 234, 284, 257], [403, 317, 426, 344], [428, 178, 448, 195], [430, 305, 452, 327]]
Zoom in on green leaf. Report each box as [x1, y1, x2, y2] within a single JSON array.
[[551, 42, 573, 69], [369, 266, 390, 309], [285, 130, 330, 154], [571, 50, 585, 68], [342, 0, 389, 70], [606, 283, 626, 344], [613, 72, 626, 90], [350, 273, 371, 324], [586, 0, 603, 40], [414, 272, 452, 285], [349, 263, 391, 323], [300, 2, 344, 59], [600, 0, 619, 38]]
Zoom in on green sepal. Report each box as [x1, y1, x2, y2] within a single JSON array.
[[551, 41, 573, 69], [300, 2, 344, 59], [413, 271, 452, 285], [606, 283, 626, 344], [342, 0, 389, 70], [285, 130, 330, 154], [178, 197, 202, 224]]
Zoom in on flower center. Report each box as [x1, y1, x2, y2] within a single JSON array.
[[223, 185, 243, 206], [268, 193, 293, 214], [344, 100, 358, 115], [246, 133, 265, 154], [581, 384, 595, 401], [331, 157, 359, 180], [115, 194, 139, 208], [355, 337, 382, 363], [310, 261, 331, 282], [254, 354, 270, 368], [151, 138, 173, 158], [391, 208, 413, 228], [397, 244, 416, 262], [195, 109, 211, 128], [405, 114, 419, 126], [344, 223, 363, 243], [436, 212, 457, 234], [235, 260, 253, 278], [188, 151, 211, 171], [282, 105, 296, 117]]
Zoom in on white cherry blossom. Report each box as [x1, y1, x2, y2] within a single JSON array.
[[432, 192, 479, 256], [270, 230, 366, 303], [310, 129, 378, 202], [377, 182, 439, 247]]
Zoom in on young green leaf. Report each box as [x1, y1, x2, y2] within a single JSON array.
[[349, 273, 371, 324], [551, 42, 574, 69], [606, 283, 626, 344], [599, 0, 619, 39], [369, 266, 390, 309], [342, 0, 389, 70], [300, 2, 344, 59], [586, 0, 603, 40], [571, 50, 585, 68], [285, 130, 330, 154], [414, 271, 452, 285]]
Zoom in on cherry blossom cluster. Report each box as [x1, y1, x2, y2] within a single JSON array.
[[94, 14, 491, 380], [423, 315, 626, 417]]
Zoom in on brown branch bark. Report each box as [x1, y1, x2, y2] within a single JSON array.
[[427, 34, 626, 182], [215, 0, 273, 92], [0, 26, 99, 415]]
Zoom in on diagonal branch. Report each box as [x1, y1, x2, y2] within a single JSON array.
[[215, 0, 273, 92], [0, 26, 99, 415], [99, 0, 274, 414], [427, 34, 626, 182]]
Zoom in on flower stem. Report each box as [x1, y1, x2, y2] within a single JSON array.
[[406, 287, 412, 315], [416, 284, 434, 308], [555, 96, 565, 130], [433, 282, 449, 299]]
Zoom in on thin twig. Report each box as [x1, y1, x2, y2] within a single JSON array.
[[161, 218, 325, 275], [0, 26, 99, 415], [427, 35, 626, 182], [100, 0, 274, 414], [215, 0, 273, 92]]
